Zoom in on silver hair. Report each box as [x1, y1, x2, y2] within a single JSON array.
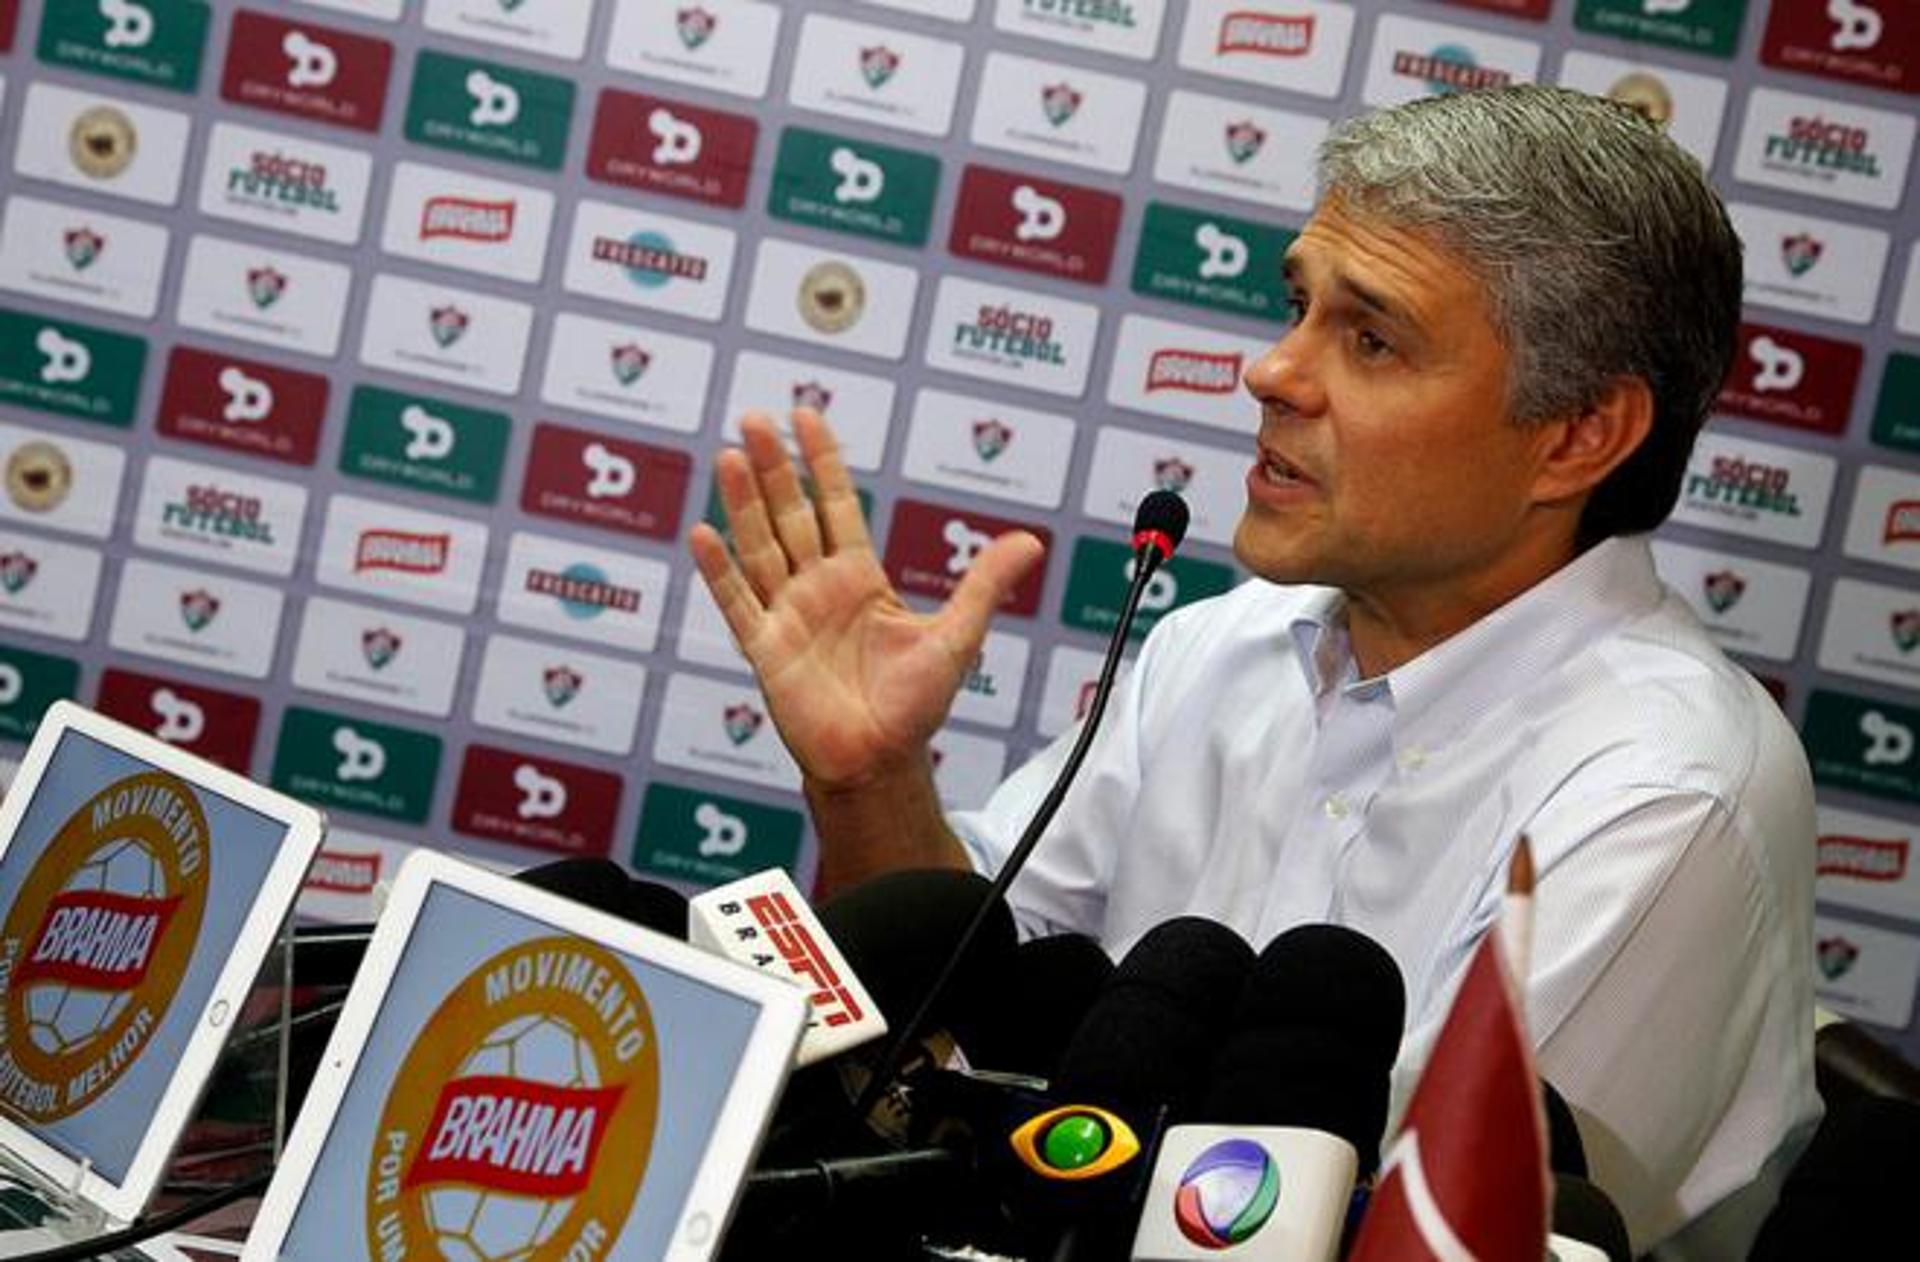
[[1317, 84, 1743, 543]]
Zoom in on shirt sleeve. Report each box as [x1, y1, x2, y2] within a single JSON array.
[[1525, 789, 1818, 1255]]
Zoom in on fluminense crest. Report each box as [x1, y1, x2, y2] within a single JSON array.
[[677, 6, 716, 50], [362, 626, 402, 671], [610, 342, 651, 386], [0, 551, 37, 594], [722, 702, 763, 745], [179, 587, 220, 632], [972, 418, 1012, 462], [1781, 232, 1824, 277], [1154, 457, 1195, 493], [543, 664, 583, 708], [1817, 935, 1860, 980], [860, 44, 901, 89], [247, 265, 288, 309], [1891, 609, 1920, 653], [64, 227, 104, 271], [791, 380, 833, 412], [430, 303, 470, 348], [1703, 570, 1746, 614], [1225, 120, 1266, 164], [1041, 82, 1082, 126]]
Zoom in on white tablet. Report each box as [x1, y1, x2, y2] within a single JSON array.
[[244, 850, 808, 1262], [0, 700, 325, 1223]]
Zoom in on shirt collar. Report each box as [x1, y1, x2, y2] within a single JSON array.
[[1284, 536, 1667, 749]]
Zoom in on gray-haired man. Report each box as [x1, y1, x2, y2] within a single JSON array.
[[693, 85, 1817, 1257]]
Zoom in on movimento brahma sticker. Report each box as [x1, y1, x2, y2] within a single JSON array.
[[365, 935, 660, 1261], [0, 772, 209, 1121]]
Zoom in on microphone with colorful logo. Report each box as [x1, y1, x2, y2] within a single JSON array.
[[1130, 924, 1407, 1262]]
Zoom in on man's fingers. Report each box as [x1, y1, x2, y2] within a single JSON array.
[[934, 531, 1046, 656], [741, 413, 824, 568], [793, 408, 871, 554], [689, 523, 765, 652], [714, 445, 790, 602]]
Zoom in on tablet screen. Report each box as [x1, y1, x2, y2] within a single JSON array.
[[0, 728, 288, 1185], [276, 882, 765, 1262]]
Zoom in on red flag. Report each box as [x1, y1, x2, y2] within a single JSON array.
[[1347, 925, 1550, 1261]]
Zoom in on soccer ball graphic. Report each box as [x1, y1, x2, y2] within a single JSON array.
[[1174, 1138, 1280, 1249], [23, 837, 167, 1057], [425, 1014, 603, 1262]]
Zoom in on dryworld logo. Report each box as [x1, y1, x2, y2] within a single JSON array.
[[0, 772, 209, 1121], [363, 937, 658, 1262]]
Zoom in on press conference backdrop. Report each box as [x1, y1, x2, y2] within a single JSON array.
[[0, 0, 1915, 1053]]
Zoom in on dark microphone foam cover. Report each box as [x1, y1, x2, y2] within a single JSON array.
[[516, 857, 688, 940], [817, 868, 1017, 1031], [950, 932, 1113, 1080], [1542, 1079, 1588, 1178], [1132, 489, 1189, 554], [1053, 917, 1253, 1118], [1552, 1176, 1632, 1262], [1197, 924, 1407, 1173]]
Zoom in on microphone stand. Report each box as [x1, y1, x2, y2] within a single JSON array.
[[852, 543, 1167, 1122]]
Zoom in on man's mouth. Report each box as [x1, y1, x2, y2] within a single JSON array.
[[1259, 448, 1310, 485]]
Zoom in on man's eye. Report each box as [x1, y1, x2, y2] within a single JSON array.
[[1356, 329, 1392, 358]]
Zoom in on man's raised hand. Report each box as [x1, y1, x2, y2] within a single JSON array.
[[687, 409, 1045, 791]]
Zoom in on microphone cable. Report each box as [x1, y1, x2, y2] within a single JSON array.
[[3, 1169, 271, 1262]]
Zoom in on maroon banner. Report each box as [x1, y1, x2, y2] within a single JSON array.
[[451, 743, 623, 857], [587, 89, 758, 208], [16, 892, 184, 990], [157, 346, 328, 466], [1717, 322, 1863, 436], [949, 164, 1124, 286], [1762, 0, 1917, 95], [521, 422, 691, 540], [221, 10, 393, 132], [95, 668, 262, 774], [404, 1075, 625, 1197], [883, 499, 1051, 616]]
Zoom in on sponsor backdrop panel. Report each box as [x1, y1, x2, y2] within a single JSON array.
[[0, 0, 1918, 1063]]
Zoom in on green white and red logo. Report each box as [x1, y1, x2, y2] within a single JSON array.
[[430, 304, 470, 348], [1042, 82, 1081, 126], [1782, 232, 1824, 277], [972, 418, 1012, 462], [248, 266, 287, 309], [179, 587, 220, 632], [363, 626, 402, 670], [543, 664, 583, 708], [63, 228, 104, 272], [792, 380, 833, 412], [723, 702, 762, 746], [610, 343, 650, 386], [0, 551, 38, 594], [1225, 120, 1265, 164], [1155, 458, 1195, 494], [1818, 935, 1860, 980], [1704, 570, 1746, 614], [677, 6, 716, 50], [1893, 610, 1920, 653], [860, 44, 900, 88]]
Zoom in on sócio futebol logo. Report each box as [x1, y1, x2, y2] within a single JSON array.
[[366, 936, 660, 1262], [1176, 1138, 1280, 1249], [0, 773, 210, 1122]]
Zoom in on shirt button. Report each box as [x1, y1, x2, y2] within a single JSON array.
[[1323, 794, 1349, 820], [1399, 748, 1426, 771]]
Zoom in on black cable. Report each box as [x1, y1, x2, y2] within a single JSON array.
[[2, 1170, 270, 1262], [850, 557, 1155, 1121]]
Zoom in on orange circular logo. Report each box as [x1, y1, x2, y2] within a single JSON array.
[[0, 772, 210, 1122], [365, 936, 661, 1262]]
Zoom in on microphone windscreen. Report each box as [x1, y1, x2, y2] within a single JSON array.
[[1542, 1079, 1588, 1178], [1552, 1176, 1632, 1262], [1053, 917, 1253, 1118], [817, 868, 1018, 1032], [515, 857, 689, 940], [1131, 490, 1189, 555], [949, 932, 1113, 1081], [1234, 924, 1406, 1074]]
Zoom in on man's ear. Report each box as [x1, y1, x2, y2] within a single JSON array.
[[1532, 377, 1655, 507]]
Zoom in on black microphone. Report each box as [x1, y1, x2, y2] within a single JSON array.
[[1131, 924, 1406, 1261], [853, 490, 1191, 1119], [513, 856, 689, 939], [952, 932, 1113, 1082]]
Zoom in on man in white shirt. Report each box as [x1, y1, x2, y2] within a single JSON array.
[[689, 85, 1817, 1257]]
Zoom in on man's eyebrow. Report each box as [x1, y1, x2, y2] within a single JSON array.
[[1284, 255, 1412, 325]]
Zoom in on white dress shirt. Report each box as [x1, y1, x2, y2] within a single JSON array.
[[952, 535, 1819, 1258]]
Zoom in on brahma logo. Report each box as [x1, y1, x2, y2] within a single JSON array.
[[0, 771, 209, 1121], [420, 197, 516, 243], [1041, 82, 1082, 127], [305, 847, 381, 895], [1147, 349, 1243, 394], [355, 530, 452, 575], [1884, 500, 1920, 544], [859, 45, 900, 89], [1218, 12, 1314, 56], [1224, 120, 1266, 164], [1703, 570, 1746, 614], [363, 937, 658, 1262], [1818, 832, 1908, 881]]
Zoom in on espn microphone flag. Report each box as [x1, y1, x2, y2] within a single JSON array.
[[1348, 840, 1549, 1262]]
